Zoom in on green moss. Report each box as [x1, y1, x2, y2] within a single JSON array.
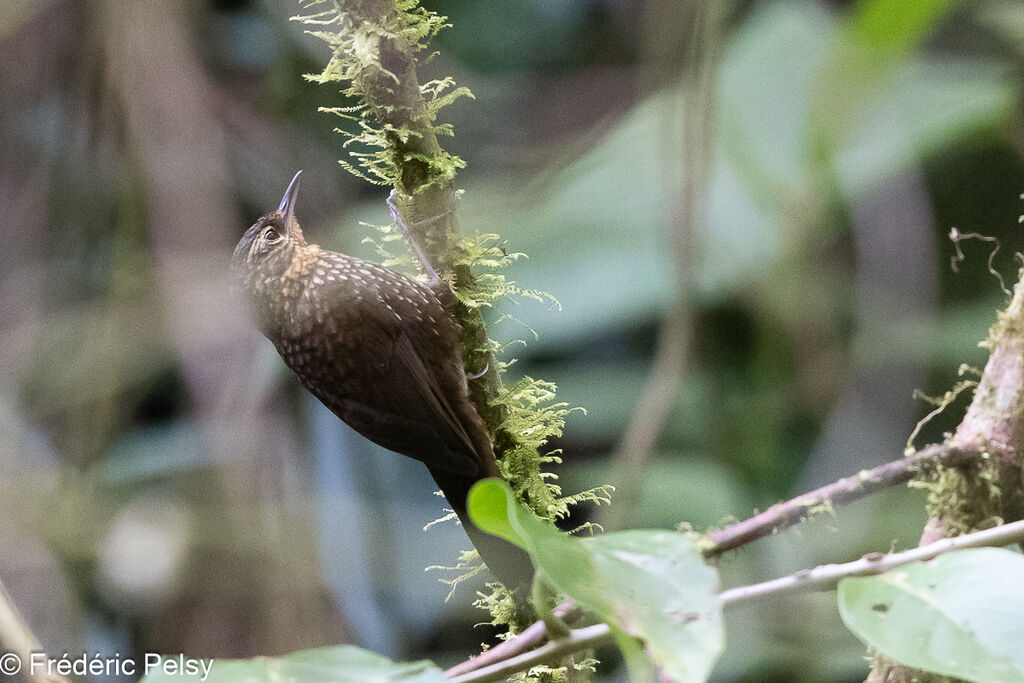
[[296, 0, 469, 193], [912, 452, 1005, 535]]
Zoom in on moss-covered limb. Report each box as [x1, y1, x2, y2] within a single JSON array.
[[297, 2, 606, 649], [304, 0, 597, 522], [954, 269, 1024, 454], [930, 267, 1024, 531], [297, 0, 518, 473], [866, 271, 1024, 683], [298, 0, 470, 267]]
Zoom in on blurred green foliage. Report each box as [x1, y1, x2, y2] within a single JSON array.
[[1, 0, 1024, 680]]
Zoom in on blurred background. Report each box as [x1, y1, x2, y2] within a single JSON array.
[[1, 0, 1023, 680]]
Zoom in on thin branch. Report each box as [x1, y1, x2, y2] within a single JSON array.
[[451, 443, 977, 677], [445, 602, 582, 678], [0, 576, 68, 683], [720, 517, 1024, 606], [448, 624, 614, 683], [703, 443, 974, 558], [447, 519, 1024, 682], [604, 308, 689, 528]]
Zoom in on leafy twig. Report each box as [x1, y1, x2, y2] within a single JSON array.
[[451, 442, 978, 676], [448, 519, 1024, 682]]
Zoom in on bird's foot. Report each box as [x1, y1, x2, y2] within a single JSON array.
[[466, 363, 489, 380], [387, 189, 462, 288]]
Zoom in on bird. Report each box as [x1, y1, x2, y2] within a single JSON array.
[[230, 171, 534, 597]]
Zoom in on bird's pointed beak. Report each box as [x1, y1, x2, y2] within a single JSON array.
[[278, 170, 303, 234]]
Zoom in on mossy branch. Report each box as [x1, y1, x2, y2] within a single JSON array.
[[298, 0, 467, 260], [867, 266, 1024, 683], [296, 0, 600, 647], [702, 442, 976, 558]]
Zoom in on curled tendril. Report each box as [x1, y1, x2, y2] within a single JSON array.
[[948, 227, 1010, 296], [906, 380, 977, 452]]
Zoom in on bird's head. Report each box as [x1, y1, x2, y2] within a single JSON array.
[[231, 170, 313, 331], [231, 170, 309, 284]]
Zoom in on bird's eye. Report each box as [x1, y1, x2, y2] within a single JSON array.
[[263, 228, 281, 242]]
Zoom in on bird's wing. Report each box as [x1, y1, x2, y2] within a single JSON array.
[[297, 254, 493, 476], [334, 326, 488, 477]]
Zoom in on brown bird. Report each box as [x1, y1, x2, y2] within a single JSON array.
[[231, 171, 534, 595]]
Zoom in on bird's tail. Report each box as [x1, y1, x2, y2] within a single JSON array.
[[427, 467, 536, 600]]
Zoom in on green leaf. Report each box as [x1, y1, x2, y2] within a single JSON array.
[[140, 646, 444, 683], [469, 479, 724, 682], [838, 548, 1024, 683], [849, 0, 955, 55], [466, 478, 529, 549]]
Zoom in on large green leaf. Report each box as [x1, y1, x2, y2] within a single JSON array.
[[141, 646, 444, 683], [838, 547, 1024, 682], [469, 479, 723, 682]]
